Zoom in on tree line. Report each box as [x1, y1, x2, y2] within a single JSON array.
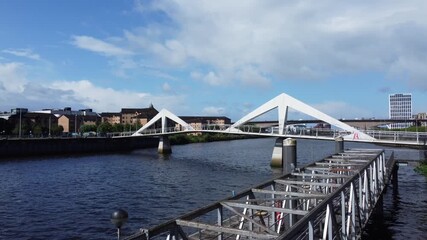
[[79, 122, 143, 135]]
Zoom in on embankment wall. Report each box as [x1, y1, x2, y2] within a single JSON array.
[[0, 136, 158, 158]]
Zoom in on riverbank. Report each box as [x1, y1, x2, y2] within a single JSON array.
[[415, 161, 427, 176], [168, 133, 261, 145]]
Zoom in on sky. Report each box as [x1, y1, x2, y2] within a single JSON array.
[[1, 0, 427, 122]]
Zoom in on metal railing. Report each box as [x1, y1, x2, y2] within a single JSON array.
[[281, 149, 390, 240], [364, 130, 427, 144], [125, 124, 427, 145], [131, 124, 346, 138], [123, 149, 393, 240]]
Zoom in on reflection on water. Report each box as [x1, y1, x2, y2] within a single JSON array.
[[0, 138, 426, 239]]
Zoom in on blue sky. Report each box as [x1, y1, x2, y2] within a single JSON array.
[[1, 0, 427, 121]]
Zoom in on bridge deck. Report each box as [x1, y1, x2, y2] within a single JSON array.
[[124, 148, 393, 240], [114, 124, 427, 147]]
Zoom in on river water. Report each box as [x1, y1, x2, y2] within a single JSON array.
[[0, 138, 425, 239]]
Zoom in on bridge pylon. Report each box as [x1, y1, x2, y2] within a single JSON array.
[[228, 93, 376, 141], [133, 109, 194, 155]]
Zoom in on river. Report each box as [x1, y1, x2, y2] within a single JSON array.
[[0, 138, 425, 239]]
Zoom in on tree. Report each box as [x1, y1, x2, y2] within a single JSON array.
[[80, 124, 97, 133], [51, 124, 64, 136], [32, 124, 43, 136], [12, 121, 31, 136], [112, 123, 124, 132], [97, 122, 113, 135]]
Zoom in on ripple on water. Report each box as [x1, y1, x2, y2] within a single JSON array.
[[363, 163, 427, 240]]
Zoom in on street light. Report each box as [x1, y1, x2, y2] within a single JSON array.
[[19, 109, 22, 138], [48, 115, 51, 137]]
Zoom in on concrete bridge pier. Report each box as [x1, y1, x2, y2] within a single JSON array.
[[271, 138, 284, 168], [335, 136, 344, 154], [271, 138, 297, 174], [158, 136, 172, 154]]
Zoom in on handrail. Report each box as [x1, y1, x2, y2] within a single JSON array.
[[124, 123, 427, 146]]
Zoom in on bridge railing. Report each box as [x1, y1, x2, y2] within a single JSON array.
[[116, 123, 427, 145], [363, 130, 427, 144], [282, 149, 388, 239], [235, 125, 350, 139]]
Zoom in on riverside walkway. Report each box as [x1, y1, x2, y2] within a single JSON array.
[[123, 148, 394, 240]]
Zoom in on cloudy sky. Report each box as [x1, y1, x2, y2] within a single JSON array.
[[1, 0, 426, 121]]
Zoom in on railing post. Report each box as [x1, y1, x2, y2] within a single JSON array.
[[270, 184, 276, 231], [341, 191, 346, 239], [217, 206, 223, 240], [308, 220, 314, 240]]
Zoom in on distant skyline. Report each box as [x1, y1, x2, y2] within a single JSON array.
[[1, 0, 427, 121]]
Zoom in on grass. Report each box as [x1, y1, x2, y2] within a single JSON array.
[[415, 161, 427, 176]]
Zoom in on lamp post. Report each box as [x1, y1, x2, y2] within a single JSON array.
[[19, 109, 22, 138], [48, 115, 51, 137]]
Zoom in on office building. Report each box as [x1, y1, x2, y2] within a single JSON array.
[[389, 93, 412, 129]]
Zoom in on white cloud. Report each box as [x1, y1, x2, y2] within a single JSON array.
[[203, 106, 226, 115], [127, 0, 427, 89], [190, 70, 226, 86], [237, 66, 270, 88], [71, 35, 133, 57], [0, 62, 84, 111], [0, 62, 27, 93], [124, 29, 188, 66], [2, 48, 41, 60], [50, 80, 187, 112], [0, 61, 188, 113], [148, 40, 187, 66], [162, 82, 171, 92], [202, 71, 225, 86]]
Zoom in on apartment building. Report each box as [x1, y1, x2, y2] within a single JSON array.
[[121, 105, 158, 125], [178, 116, 231, 130], [58, 114, 100, 133], [101, 112, 121, 124]]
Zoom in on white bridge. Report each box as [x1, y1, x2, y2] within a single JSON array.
[[114, 93, 425, 148]]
